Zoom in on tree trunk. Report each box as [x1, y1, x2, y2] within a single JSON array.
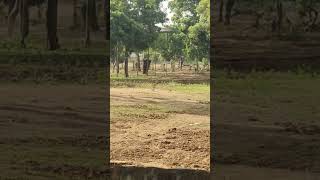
[[47, 0, 60, 50], [137, 53, 141, 71], [8, 0, 19, 38], [89, 0, 99, 31], [224, 0, 235, 25], [124, 57, 129, 78], [143, 59, 147, 74], [81, 3, 86, 30], [171, 60, 175, 72], [276, 0, 283, 32], [104, 0, 109, 40], [147, 60, 151, 75], [136, 61, 139, 76], [116, 46, 119, 76], [84, 0, 90, 47], [180, 57, 183, 70], [72, 0, 79, 27], [219, 0, 224, 22], [196, 60, 199, 73], [19, 0, 29, 48]]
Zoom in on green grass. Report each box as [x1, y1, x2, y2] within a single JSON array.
[[111, 75, 210, 120], [111, 71, 210, 95], [111, 80, 209, 95], [164, 82, 209, 94]]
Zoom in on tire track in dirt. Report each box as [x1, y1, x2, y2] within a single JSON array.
[[0, 105, 104, 123]]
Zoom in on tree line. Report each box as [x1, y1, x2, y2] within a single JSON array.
[[217, 0, 319, 33], [111, 0, 210, 78], [1, 0, 108, 50]]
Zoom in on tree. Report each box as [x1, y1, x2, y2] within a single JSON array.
[[219, 0, 224, 22], [188, 0, 210, 71], [224, 0, 236, 25], [47, 0, 60, 50], [130, 0, 166, 73], [6, 0, 45, 39], [111, 0, 165, 77], [84, 0, 90, 47], [19, 0, 29, 48], [73, 0, 79, 28], [167, 0, 209, 71], [154, 27, 185, 67], [89, 0, 99, 31], [81, 0, 99, 31], [187, 22, 209, 71], [104, 0, 109, 40]]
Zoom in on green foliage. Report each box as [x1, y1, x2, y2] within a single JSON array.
[[111, 0, 209, 66], [153, 27, 186, 62], [187, 21, 209, 62], [196, 0, 210, 25], [111, 0, 166, 58], [155, 0, 210, 63], [169, 0, 200, 30], [111, 11, 145, 53]]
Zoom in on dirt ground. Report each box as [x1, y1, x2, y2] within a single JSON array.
[[1, 75, 320, 179], [0, 84, 109, 179], [110, 69, 320, 179], [211, 2, 320, 178], [1, 1, 320, 179], [110, 87, 210, 171]]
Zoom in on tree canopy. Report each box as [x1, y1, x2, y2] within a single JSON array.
[[111, 0, 210, 76]]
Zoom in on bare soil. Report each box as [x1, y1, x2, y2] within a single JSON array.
[[110, 88, 210, 171], [0, 84, 109, 179], [211, 3, 320, 178]]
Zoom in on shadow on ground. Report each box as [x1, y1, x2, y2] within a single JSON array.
[[110, 164, 210, 180]]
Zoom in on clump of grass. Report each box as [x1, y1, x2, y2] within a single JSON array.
[[164, 82, 209, 94]]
